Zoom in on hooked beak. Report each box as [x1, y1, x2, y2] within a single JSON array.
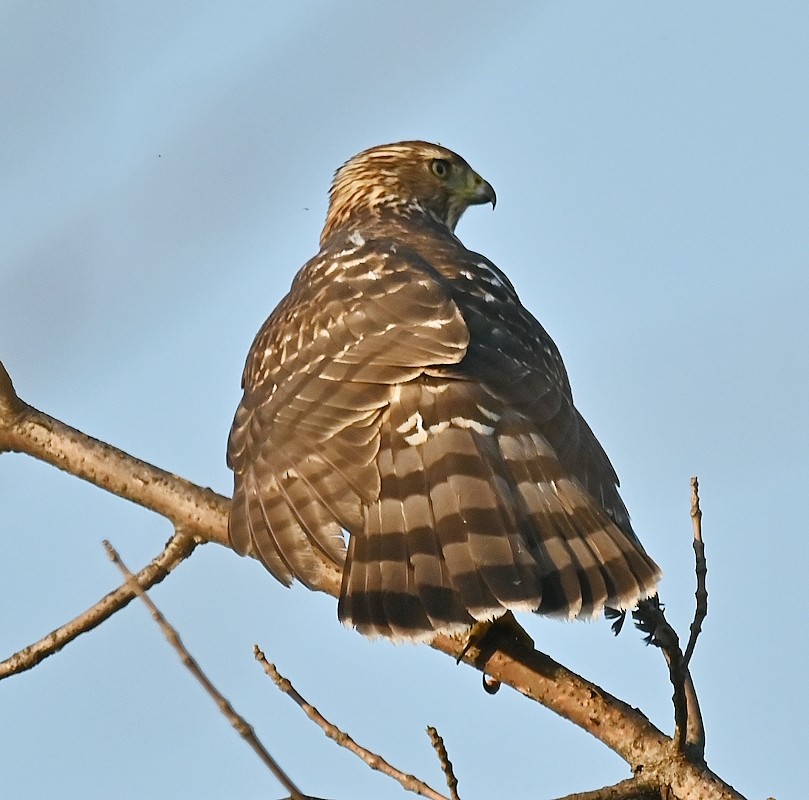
[[469, 172, 497, 209]]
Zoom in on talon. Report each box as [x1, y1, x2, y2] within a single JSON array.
[[455, 611, 534, 664], [455, 620, 491, 663]]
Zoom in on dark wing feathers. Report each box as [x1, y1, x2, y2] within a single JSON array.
[[229, 230, 660, 638], [228, 239, 469, 588], [440, 257, 637, 541]]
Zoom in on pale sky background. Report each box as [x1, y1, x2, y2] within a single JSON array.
[[1, 3, 806, 798]]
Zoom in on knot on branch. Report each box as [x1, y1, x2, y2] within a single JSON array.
[[0, 361, 28, 437]]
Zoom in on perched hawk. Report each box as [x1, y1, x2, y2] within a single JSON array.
[[228, 141, 660, 640]]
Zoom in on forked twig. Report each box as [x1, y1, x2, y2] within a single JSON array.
[[104, 541, 309, 800], [254, 646, 449, 800], [633, 597, 690, 749], [0, 531, 197, 680], [632, 477, 710, 761]]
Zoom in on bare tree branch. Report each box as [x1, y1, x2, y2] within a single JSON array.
[[684, 476, 707, 669], [631, 477, 709, 762], [104, 541, 310, 800], [426, 727, 460, 800], [681, 670, 705, 764], [632, 477, 712, 765], [550, 776, 660, 800], [254, 646, 449, 800], [0, 360, 231, 546], [436, 622, 670, 768], [1, 361, 747, 799], [433, 621, 737, 798], [633, 598, 692, 752], [0, 530, 197, 680], [0, 360, 345, 589]]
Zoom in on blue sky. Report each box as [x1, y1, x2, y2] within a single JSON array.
[[1, 2, 806, 798]]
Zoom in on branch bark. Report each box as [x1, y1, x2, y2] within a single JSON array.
[[0, 361, 230, 546], [0, 360, 746, 799]]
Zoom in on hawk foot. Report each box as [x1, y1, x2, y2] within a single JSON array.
[[454, 610, 535, 665]]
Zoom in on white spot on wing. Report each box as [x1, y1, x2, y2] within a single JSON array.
[[476, 404, 501, 421], [477, 261, 505, 287], [396, 411, 424, 436], [451, 417, 495, 435], [404, 430, 429, 446], [397, 410, 451, 446]]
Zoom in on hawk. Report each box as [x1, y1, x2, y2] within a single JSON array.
[[228, 141, 660, 640]]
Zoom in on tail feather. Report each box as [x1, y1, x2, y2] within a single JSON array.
[[465, 431, 543, 607], [497, 426, 587, 616], [342, 498, 396, 637], [392, 436, 473, 633], [338, 379, 660, 639]]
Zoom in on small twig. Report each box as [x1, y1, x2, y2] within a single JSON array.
[[104, 541, 308, 800], [0, 531, 197, 680], [683, 476, 708, 668], [633, 599, 705, 761], [633, 598, 690, 750], [254, 646, 449, 800], [426, 727, 460, 800], [631, 478, 709, 762]]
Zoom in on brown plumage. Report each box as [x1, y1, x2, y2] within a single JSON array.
[[228, 141, 661, 640]]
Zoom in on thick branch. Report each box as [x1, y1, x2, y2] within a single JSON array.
[[433, 626, 669, 770], [1, 361, 745, 799], [551, 775, 660, 800], [0, 361, 229, 545]]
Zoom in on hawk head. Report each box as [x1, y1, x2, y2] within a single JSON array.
[[321, 141, 496, 244]]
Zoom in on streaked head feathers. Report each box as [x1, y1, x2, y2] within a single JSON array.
[[321, 140, 496, 244]]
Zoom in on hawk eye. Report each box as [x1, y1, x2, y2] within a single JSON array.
[[430, 158, 451, 179]]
